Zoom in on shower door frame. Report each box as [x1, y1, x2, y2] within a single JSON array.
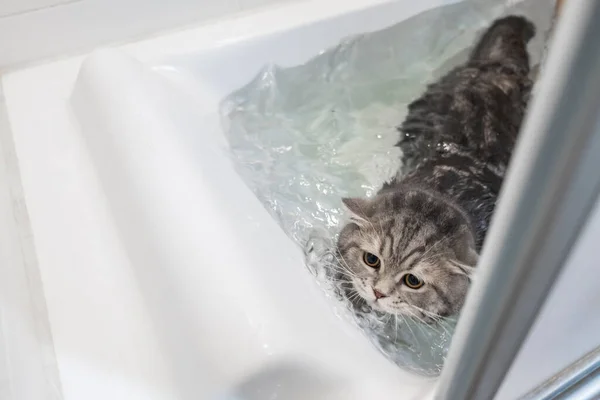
[[436, 0, 600, 398]]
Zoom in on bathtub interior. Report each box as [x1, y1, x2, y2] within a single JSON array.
[[2, 0, 468, 399], [0, 0, 566, 398], [67, 0, 473, 395], [71, 47, 438, 400], [68, 0, 560, 392]]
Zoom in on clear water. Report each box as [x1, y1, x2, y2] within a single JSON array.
[[220, 0, 553, 376]]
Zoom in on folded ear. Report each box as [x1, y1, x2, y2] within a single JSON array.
[[464, 246, 479, 266], [342, 197, 374, 227], [448, 247, 478, 279], [448, 259, 477, 279]]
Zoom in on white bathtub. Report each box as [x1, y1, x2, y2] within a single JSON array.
[[1, 0, 459, 399], [5, 0, 600, 398]]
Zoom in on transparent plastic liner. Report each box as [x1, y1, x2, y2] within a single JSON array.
[[220, 0, 553, 376]]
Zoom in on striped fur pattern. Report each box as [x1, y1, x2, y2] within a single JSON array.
[[337, 16, 535, 320]]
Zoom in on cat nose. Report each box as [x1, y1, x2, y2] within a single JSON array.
[[373, 288, 388, 299]]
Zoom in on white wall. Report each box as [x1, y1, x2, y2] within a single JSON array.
[[0, 0, 298, 71]]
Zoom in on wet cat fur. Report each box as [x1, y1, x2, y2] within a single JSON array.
[[337, 16, 534, 320]]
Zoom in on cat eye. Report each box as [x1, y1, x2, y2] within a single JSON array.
[[362, 252, 381, 268], [403, 274, 424, 289]]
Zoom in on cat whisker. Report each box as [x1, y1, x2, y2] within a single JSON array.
[[332, 252, 359, 277], [407, 311, 432, 337], [398, 312, 418, 345], [324, 258, 359, 279], [407, 306, 453, 336], [409, 304, 444, 321], [405, 308, 444, 336], [321, 262, 354, 277], [346, 291, 363, 303]]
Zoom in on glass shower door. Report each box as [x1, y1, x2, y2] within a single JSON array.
[[436, 0, 600, 398]]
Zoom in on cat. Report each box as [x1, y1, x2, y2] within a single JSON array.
[[336, 16, 535, 322]]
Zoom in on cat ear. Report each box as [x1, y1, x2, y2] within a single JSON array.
[[448, 259, 476, 278], [342, 197, 374, 226], [464, 246, 479, 266], [448, 247, 478, 279]]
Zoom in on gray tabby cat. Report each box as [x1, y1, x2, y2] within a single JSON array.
[[337, 16, 535, 321]]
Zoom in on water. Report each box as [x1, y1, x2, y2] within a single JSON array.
[[220, 0, 553, 376]]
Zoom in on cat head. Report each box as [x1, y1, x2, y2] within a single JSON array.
[[336, 189, 478, 321]]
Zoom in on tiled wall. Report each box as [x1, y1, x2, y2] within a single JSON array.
[[0, 0, 298, 70]]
